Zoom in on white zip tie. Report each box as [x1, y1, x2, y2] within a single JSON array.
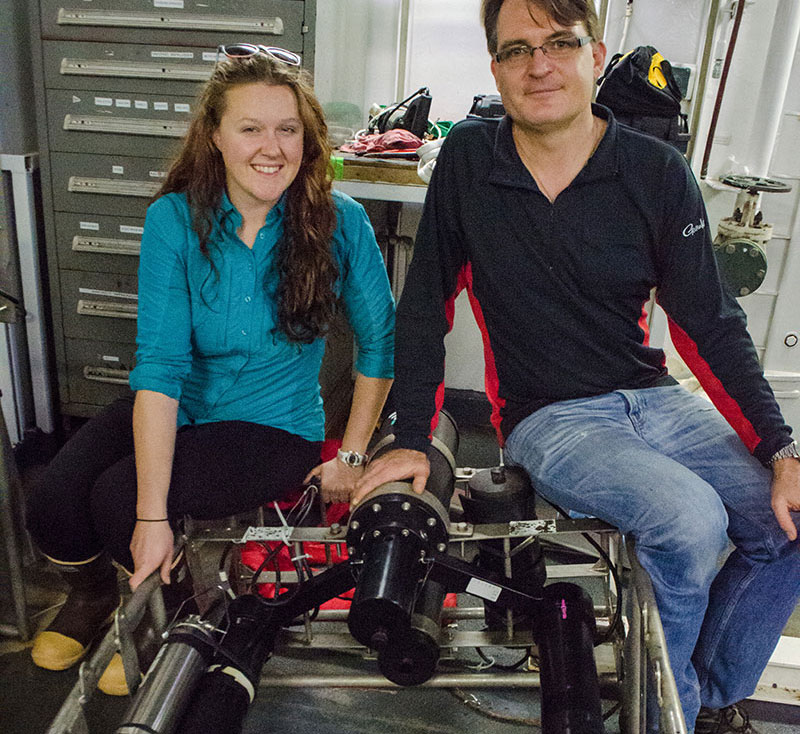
[[272, 501, 292, 546], [291, 552, 311, 562]]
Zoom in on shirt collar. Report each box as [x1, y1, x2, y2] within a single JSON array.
[[217, 189, 288, 233], [488, 103, 620, 191]]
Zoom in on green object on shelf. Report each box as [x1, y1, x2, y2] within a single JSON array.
[[330, 155, 344, 180]]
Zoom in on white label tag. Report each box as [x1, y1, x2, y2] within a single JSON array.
[[102, 355, 121, 362], [119, 225, 144, 235], [79, 221, 100, 231], [202, 51, 218, 62], [150, 50, 193, 59], [153, 0, 184, 7], [79, 288, 138, 301], [115, 98, 131, 108], [153, 102, 169, 111], [112, 165, 124, 175], [149, 170, 167, 179], [95, 97, 113, 107], [174, 103, 190, 113], [466, 577, 502, 602], [134, 100, 148, 109]]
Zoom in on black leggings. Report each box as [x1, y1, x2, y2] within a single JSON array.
[[26, 394, 322, 571]]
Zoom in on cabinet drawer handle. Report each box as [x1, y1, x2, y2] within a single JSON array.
[[61, 58, 211, 81], [68, 176, 161, 198], [57, 9, 285, 35], [64, 115, 189, 138], [77, 299, 138, 320], [83, 365, 131, 385], [72, 236, 141, 257]]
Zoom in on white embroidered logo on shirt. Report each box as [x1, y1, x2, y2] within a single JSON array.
[[682, 219, 705, 237]]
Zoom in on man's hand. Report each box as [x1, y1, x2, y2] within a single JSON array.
[[771, 458, 800, 542], [304, 458, 363, 504], [129, 520, 174, 590], [351, 448, 430, 507]]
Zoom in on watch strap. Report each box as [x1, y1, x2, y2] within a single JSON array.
[[769, 440, 800, 465]]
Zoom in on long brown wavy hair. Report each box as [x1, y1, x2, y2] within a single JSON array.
[[157, 53, 338, 343]]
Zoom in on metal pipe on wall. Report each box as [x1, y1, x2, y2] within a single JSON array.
[[744, 0, 800, 178]]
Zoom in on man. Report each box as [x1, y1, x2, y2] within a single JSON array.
[[355, 1, 800, 732]]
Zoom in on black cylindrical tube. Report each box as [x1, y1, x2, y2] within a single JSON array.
[[348, 531, 424, 650], [116, 618, 219, 734], [174, 595, 279, 734], [377, 578, 446, 686], [534, 583, 604, 734], [462, 466, 546, 629]]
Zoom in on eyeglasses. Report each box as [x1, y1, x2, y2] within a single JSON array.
[[495, 35, 592, 67], [215, 43, 302, 67]]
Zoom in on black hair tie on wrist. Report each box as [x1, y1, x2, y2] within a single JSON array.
[[136, 518, 169, 522]]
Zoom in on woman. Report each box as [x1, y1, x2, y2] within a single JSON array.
[[26, 47, 394, 694]]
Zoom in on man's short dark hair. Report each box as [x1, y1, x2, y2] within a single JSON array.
[[481, 0, 602, 55]]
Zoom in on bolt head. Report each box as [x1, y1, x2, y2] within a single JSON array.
[[426, 517, 437, 527], [350, 521, 360, 531], [372, 529, 381, 538], [371, 503, 382, 513], [436, 543, 447, 552], [401, 502, 411, 511]]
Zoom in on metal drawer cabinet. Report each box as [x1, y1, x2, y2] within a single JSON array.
[[64, 336, 135, 411], [43, 40, 216, 97], [50, 151, 169, 218], [54, 211, 142, 275], [59, 269, 138, 344], [47, 87, 195, 158], [39, 0, 311, 60]]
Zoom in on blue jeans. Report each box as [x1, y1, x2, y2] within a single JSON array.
[[505, 385, 800, 730]]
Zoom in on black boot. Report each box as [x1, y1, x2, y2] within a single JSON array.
[[31, 553, 120, 671]]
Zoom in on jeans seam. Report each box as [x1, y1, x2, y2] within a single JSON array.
[[694, 560, 759, 680]]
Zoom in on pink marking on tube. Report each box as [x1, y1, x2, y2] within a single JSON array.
[[561, 598, 568, 620]]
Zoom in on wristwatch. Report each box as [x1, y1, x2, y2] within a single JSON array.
[[337, 449, 368, 467], [769, 440, 800, 465]]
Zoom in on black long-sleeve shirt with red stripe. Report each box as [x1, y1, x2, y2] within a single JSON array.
[[392, 105, 792, 466]]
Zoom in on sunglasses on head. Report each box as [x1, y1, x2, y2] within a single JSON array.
[[216, 43, 302, 67]]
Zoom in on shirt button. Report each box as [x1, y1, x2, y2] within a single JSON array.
[[259, 232, 265, 239], [241, 329, 247, 336], [244, 296, 251, 303]]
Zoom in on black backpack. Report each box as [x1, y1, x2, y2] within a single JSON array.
[[596, 45, 690, 153]]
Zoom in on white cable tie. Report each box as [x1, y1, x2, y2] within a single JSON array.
[[291, 552, 311, 562], [272, 501, 292, 546]]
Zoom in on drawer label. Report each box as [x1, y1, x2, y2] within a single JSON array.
[[79, 287, 138, 301], [153, 102, 169, 111], [149, 171, 167, 178], [112, 165, 124, 175], [151, 50, 193, 59], [154, 0, 185, 7], [79, 221, 100, 231], [135, 100, 149, 109], [119, 225, 144, 235], [115, 98, 131, 108], [202, 52, 218, 63], [95, 97, 113, 107], [102, 355, 121, 362], [174, 103, 191, 113]]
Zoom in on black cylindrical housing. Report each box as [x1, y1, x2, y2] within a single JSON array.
[[348, 531, 424, 650], [535, 582, 604, 734], [377, 578, 446, 686], [461, 466, 546, 629], [116, 618, 219, 734], [174, 595, 279, 734]]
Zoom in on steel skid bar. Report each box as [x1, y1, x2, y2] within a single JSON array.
[[45, 572, 167, 734]]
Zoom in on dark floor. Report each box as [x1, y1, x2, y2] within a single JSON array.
[[2, 423, 800, 734]]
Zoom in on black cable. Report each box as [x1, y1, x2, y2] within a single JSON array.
[[539, 496, 623, 645], [476, 645, 531, 671]]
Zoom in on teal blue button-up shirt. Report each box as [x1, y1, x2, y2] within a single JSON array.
[[129, 189, 395, 441]]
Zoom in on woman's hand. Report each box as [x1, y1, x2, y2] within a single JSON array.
[[304, 458, 363, 504], [129, 520, 174, 590]]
